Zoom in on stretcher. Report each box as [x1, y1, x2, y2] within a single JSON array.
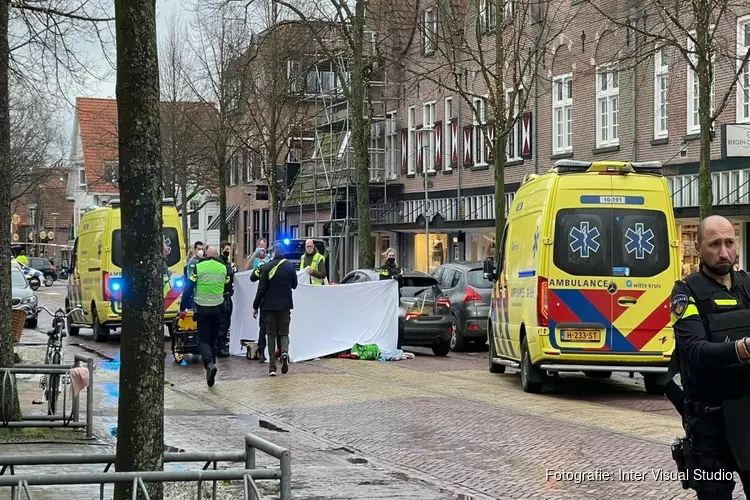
[[170, 311, 201, 364]]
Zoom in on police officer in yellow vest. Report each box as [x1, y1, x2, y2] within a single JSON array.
[[179, 246, 229, 387], [301, 239, 326, 285]]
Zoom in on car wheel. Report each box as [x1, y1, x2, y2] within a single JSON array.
[[643, 373, 665, 395], [450, 316, 468, 352], [25, 317, 38, 329], [487, 328, 506, 374], [431, 339, 450, 356], [93, 310, 110, 342], [520, 336, 543, 394], [65, 301, 80, 336], [43, 273, 54, 287], [29, 278, 40, 291]]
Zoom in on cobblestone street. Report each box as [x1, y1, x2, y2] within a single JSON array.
[[3, 286, 746, 499]]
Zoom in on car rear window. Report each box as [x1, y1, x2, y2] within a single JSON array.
[[112, 228, 181, 269], [553, 208, 670, 278], [467, 269, 493, 288], [401, 276, 439, 297]]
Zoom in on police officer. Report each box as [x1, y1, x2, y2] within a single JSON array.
[[217, 240, 234, 357], [379, 247, 404, 347], [250, 259, 269, 363], [667, 215, 750, 499], [300, 239, 326, 285], [179, 246, 229, 387], [253, 243, 298, 376]]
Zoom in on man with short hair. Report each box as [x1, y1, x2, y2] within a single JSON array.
[[217, 240, 234, 357], [253, 243, 297, 376], [180, 246, 228, 387], [300, 239, 326, 285], [184, 241, 204, 280]]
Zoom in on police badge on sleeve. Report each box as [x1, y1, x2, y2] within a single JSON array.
[[671, 294, 688, 319]]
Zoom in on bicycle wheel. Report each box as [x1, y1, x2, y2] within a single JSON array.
[[47, 351, 62, 415]]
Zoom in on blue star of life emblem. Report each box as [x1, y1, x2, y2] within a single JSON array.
[[532, 227, 540, 258], [163, 236, 172, 255], [569, 221, 600, 258], [625, 223, 655, 259]]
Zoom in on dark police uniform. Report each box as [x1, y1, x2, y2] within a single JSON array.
[[669, 267, 750, 498], [379, 260, 404, 346], [218, 253, 235, 357], [250, 263, 269, 361]]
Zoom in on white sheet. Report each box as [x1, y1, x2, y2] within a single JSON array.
[[229, 271, 399, 362]]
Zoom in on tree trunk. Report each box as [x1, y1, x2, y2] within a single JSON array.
[[268, 142, 279, 241], [352, 0, 373, 269], [218, 154, 228, 242], [113, 0, 165, 497], [493, 0, 506, 251], [0, 0, 21, 424], [696, 13, 713, 220]]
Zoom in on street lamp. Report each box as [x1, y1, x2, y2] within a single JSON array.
[[421, 129, 435, 273]]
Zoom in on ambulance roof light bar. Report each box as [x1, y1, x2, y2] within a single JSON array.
[[552, 160, 592, 174]]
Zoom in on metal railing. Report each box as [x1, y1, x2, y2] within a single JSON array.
[[0, 433, 291, 500], [0, 354, 95, 438]]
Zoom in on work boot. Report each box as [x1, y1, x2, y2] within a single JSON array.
[[258, 352, 266, 363], [206, 362, 217, 387], [281, 353, 289, 375], [269, 363, 277, 377]]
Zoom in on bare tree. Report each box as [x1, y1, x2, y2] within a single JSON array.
[[588, 0, 750, 218], [113, 0, 164, 497]]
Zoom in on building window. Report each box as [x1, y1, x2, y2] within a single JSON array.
[[408, 106, 416, 174], [506, 89, 523, 161], [189, 200, 199, 230], [654, 49, 669, 138], [479, 0, 496, 33], [386, 112, 397, 179], [243, 210, 250, 256], [252, 210, 260, 247], [504, 0, 513, 22], [103, 161, 118, 184], [78, 168, 86, 186], [423, 8, 437, 54], [261, 208, 270, 243], [686, 31, 715, 135], [552, 75, 573, 154], [596, 65, 619, 148], [473, 97, 487, 165], [738, 16, 750, 123], [423, 102, 436, 172], [444, 97, 453, 170]]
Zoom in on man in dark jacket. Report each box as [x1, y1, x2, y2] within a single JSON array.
[[217, 240, 234, 357], [253, 242, 298, 376]]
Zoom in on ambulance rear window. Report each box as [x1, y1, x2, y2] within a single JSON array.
[[553, 208, 670, 277], [112, 228, 181, 269]]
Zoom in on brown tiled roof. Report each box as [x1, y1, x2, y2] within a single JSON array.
[[76, 97, 119, 193]]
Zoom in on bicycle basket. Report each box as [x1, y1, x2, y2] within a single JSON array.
[[11, 309, 26, 343]]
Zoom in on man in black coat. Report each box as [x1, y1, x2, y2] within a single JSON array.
[[217, 240, 235, 357], [253, 242, 298, 376]]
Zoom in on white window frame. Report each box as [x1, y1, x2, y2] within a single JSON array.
[[408, 106, 416, 174], [504, 0, 513, 22], [478, 0, 496, 34], [654, 48, 669, 139], [506, 88, 523, 161], [472, 97, 487, 166], [423, 8, 437, 55], [552, 74, 573, 154], [444, 97, 453, 170], [596, 64, 620, 148], [423, 101, 436, 172], [737, 15, 750, 123], [78, 167, 86, 187], [686, 29, 716, 135], [386, 111, 397, 179]]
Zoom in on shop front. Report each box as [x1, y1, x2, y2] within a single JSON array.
[[463, 229, 497, 263]]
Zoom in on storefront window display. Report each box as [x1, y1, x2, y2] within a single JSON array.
[[415, 233, 449, 273], [678, 223, 741, 277], [468, 232, 496, 262]]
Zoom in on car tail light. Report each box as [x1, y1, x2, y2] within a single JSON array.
[[405, 311, 421, 321], [103, 272, 123, 301], [538, 277, 549, 327], [467, 324, 480, 331], [437, 296, 451, 308], [463, 286, 482, 302]]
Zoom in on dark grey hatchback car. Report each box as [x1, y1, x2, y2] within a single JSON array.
[[338, 269, 453, 356], [431, 262, 493, 351]]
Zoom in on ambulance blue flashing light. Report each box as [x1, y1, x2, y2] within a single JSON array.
[[283, 238, 290, 245], [174, 278, 184, 289]]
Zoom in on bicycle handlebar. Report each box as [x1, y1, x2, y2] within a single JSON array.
[[13, 305, 83, 318]]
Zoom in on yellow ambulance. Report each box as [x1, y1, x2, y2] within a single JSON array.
[[66, 198, 187, 341], [483, 160, 680, 394]]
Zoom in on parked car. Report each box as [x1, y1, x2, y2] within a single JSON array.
[[12, 265, 38, 328], [26, 257, 57, 286], [431, 262, 493, 351], [338, 268, 453, 356]]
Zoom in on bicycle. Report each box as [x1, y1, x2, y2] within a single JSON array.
[[33, 305, 84, 415]]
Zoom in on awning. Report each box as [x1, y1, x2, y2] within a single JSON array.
[[207, 205, 240, 231]]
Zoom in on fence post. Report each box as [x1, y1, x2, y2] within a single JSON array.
[[280, 449, 292, 500]]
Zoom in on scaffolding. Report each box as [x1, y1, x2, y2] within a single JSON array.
[[285, 28, 396, 281]]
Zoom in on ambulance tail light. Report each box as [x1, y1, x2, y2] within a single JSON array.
[[537, 277, 549, 327], [103, 272, 123, 301]]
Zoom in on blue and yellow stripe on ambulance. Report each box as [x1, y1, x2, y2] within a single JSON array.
[[492, 276, 516, 358]]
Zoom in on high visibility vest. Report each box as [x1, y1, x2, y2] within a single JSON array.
[[191, 259, 228, 306], [269, 259, 288, 279], [300, 253, 325, 285]]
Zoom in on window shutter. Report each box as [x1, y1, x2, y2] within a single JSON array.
[[463, 125, 473, 167], [450, 120, 458, 167], [400, 128, 408, 174], [434, 120, 442, 170]]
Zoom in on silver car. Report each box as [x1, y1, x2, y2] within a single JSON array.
[[12, 265, 38, 328]]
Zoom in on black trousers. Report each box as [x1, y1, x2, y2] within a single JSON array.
[[264, 310, 291, 367], [686, 412, 750, 499], [195, 304, 222, 367], [218, 296, 232, 349], [258, 309, 267, 354]]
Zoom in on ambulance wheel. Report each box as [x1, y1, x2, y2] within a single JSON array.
[[65, 301, 79, 336], [93, 311, 109, 342], [643, 373, 665, 395], [520, 336, 543, 394], [487, 328, 505, 374]]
